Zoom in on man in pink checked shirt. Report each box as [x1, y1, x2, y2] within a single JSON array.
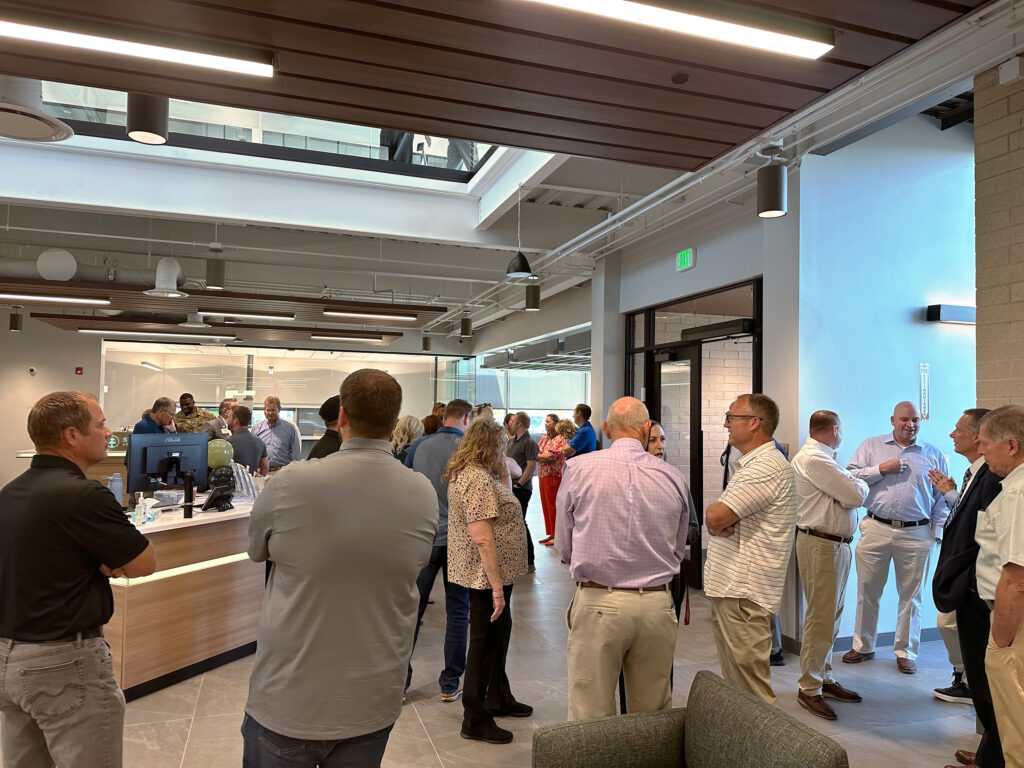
[[555, 397, 694, 721]]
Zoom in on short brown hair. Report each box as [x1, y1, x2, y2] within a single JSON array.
[[575, 403, 592, 420], [808, 410, 839, 433], [515, 411, 531, 429], [28, 391, 95, 451], [443, 398, 473, 422], [232, 405, 252, 427], [740, 393, 780, 437], [963, 408, 991, 434], [341, 369, 402, 438], [264, 395, 282, 409]]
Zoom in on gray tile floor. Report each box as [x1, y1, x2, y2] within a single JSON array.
[[2, 505, 980, 767]]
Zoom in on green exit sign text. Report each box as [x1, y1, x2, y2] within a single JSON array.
[[676, 248, 695, 272]]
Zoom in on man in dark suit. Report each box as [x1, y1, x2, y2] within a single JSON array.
[[930, 408, 1003, 768]]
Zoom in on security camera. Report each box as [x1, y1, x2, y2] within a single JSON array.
[[28, 367, 36, 376]]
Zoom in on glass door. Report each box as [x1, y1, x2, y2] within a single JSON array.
[[651, 346, 703, 588]]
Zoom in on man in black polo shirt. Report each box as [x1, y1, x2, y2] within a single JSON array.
[[507, 411, 539, 571], [0, 391, 155, 768]]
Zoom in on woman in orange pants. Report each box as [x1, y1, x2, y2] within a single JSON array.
[[537, 415, 575, 544]]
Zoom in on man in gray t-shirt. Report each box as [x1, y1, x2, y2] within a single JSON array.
[[507, 412, 539, 569], [244, 370, 437, 766], [403, 399, 472, 701], [225, 406, 269, 476]]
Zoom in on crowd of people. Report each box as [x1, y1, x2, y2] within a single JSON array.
[[1, 380, 1022, 768]]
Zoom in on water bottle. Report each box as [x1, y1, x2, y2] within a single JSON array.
[[105, 473, 124, 509]]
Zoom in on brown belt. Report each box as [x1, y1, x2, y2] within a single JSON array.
[[797, 527, 853, 544], [866, 511, 929, 529], [579, 581, 669, 592]]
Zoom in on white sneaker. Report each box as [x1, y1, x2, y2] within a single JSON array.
[[441, 688, 463, 702]]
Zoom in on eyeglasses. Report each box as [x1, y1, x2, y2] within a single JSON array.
[[725, 413, 758, 423], [475, 403, 491, 408]]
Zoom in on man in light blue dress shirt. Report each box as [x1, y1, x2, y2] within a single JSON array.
[[252, 395, 302, 470], [842, 401, 949, 675]]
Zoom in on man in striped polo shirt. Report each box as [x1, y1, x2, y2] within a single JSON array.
[[705, 393, 797, 705]]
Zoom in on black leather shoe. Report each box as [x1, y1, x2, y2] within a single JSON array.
[[461, 721, 513, 744], [488, 701, 533, 718], [770, 650, 786, 667]]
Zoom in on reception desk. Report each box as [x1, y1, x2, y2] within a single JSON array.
[[105, 505, 264, 696]]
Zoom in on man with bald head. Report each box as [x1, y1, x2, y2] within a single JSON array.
[[704, 393, 796, 704], [843, 401, 949, 675], [555, 397, 693, 721]]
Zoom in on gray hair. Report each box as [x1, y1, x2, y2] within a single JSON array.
[[152, 397, 174, 413], [980, 405, 1024, 444]]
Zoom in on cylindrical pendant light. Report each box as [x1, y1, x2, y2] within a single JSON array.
[[757, 145, 787, 218], [206, 259, 225, 290], [127, 93, 169, 145], [460, 316, 472, 337], [525, 283, 540, 311], [9, 310, 22, 332], [422, 335, 431, 352]]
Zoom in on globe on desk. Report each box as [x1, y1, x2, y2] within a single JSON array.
[[208, 439, 234, 469]]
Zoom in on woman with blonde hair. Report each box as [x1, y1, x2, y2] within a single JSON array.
[[444, 417, 530, 744], [391, 414, 423, 463]]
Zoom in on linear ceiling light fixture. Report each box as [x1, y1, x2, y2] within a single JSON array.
[[198, 310, 295, 322], [0, 291, 109, 305], [310, 334, 383, 342], [0, 20, 274, 76], [77, 328, 236, 341], [140, 360, 164, 372], [323, 310, 418, 322], [521, 0, 833, 59]]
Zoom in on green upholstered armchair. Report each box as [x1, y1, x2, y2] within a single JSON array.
[[532, 670, 849, 768]]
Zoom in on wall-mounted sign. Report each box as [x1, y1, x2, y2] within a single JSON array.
[[919, 363, 931, 420], [676, 248, 695, 272]]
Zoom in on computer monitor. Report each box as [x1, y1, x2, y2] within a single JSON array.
[[126, 432, 209, 517]]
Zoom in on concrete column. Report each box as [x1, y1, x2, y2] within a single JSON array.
[[974, 65, 1024, 407], [590, 252, 625, 423]]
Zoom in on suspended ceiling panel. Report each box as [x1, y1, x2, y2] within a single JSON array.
[[0, 0, 992, 170]]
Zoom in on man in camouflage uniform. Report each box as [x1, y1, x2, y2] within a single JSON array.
[[173, 393, 215, 433]]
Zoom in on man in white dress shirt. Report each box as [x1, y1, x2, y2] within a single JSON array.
[[843, 401, 949, 675], [792, 410, 869, 720], [704, 393, 797, 705]]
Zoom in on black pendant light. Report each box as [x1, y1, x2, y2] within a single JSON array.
[[127, 93, 169, 145], [460, 314, 472, 338], [422, 335, 432, 352], [9, 308, 22, 332], [757, 145, 787, 219], [506, 183, 534, 278], [206, 259, 225, 291], [525, 282, 540, 311]]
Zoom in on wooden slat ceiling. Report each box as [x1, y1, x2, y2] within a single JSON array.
[[0, 0, 991, 170]]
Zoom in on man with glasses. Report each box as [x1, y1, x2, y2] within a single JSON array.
[[704, 394, 796, 704], [132, 397, 175, 434], [842, 401, 949, 675]]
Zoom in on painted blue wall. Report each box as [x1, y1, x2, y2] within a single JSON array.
[[799, 114, 976, 640]]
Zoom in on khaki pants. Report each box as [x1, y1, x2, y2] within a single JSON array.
[[566, 585, 677, 721], [710, 596, 775, 704], [796, 532, 851, 696], [937, 610, 964, 676], [986, 620, 1024, 768]]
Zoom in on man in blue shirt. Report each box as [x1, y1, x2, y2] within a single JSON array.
[[563, 403, 597, 459], [252, 395, 301, 470], [132, 397, 174, 434], [404, 398, 473, 702]]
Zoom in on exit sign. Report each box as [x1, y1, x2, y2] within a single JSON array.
[[676, 248, 695, 272]]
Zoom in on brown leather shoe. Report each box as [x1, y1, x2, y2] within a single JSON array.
[[798, 691, 837, 720], [954, 750, 977, 766], [896, 657, 916, 674], [841, 649, 875, 663], [821, 682, 862, 703]]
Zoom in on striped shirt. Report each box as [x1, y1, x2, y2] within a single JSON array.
[[703, 440, 797, 613], [792, 438, 869, 538], [554, 437, 693, 589]]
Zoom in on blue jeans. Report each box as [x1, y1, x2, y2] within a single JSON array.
[[241, 714, 393, 768], [0, 635, 125, 768], [406, 545, 469, 694]]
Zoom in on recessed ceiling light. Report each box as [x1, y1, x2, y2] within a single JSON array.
[[0, 292, 109, 305], [0, 20, 274, 76], [310, 334, 383, 343], [322, 310, 419, 322], [198, 310, 295, 322], [78, 328, 236, 341], [521, 0, 834, 59]]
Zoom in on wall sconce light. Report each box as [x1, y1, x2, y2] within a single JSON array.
[[127, 93, 168, 145], [756, 145, 787, 219], [925, 304, 976, 324]]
